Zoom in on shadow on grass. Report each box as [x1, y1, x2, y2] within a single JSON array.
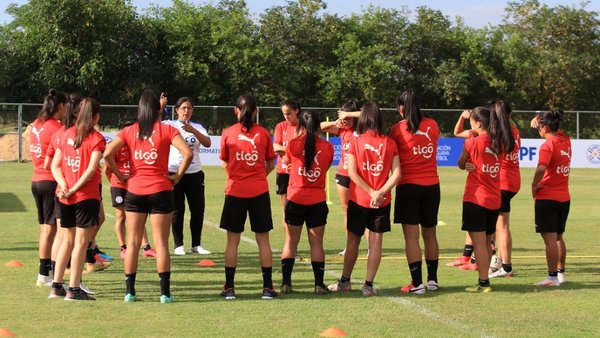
[[0, 192, 27, 212]]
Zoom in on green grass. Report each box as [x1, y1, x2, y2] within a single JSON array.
[[0, 162, 599, 337]]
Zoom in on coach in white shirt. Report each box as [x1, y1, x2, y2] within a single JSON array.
[[163, 97, 212, 255]]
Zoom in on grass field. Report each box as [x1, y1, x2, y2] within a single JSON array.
[[0, 162, 599, 337]]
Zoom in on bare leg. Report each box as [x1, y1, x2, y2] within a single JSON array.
[[365, 232, 383, 282], [469, 231, 490, 281], [53, 227, 74, 284], [69, 227, 94, 288], [150, 213, 172, 273], [541, 232, 559, 273], [124, 212, 147, 274], [496, 212, 512, 264], [224, 231, 241, 267], [342, 232, 361, 278], [402, 224, 421, 263], [557, 234, 566, 270]]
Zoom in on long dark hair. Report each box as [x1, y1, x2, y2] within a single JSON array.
[[297, 110, 321, 170], [137, 90, 161, 139], [74, 98, 100, 149], [38, 89, 67, 122], [471, 105, 513, 155], [490, 99, 515, 153], [64, 93, 82, 129], [539, 110, 563, 132], [397, 89, 422, 134], [357, 102, 383, 135], [236, 94, 257, 133]]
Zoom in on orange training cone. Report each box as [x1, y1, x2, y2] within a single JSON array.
[[0, 327, 15, 337], [5, 260, 23, 267], [320, 326, 348, 337], [197, 259, 216, 267]]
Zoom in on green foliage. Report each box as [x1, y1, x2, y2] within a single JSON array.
[[0, 0, 598, 114]]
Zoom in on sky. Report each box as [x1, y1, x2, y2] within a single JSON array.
[[1, 0, 598, 28]]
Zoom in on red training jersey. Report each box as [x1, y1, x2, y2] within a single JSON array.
[[500, 126, 521, 193], [46, 127, 66, 160], [220, 123, 276, 198], [285, 135, 334, 205], [390, 117, 440, 186], [535, 130, 571, 202], [56, 127, 105, 205], [273, 121, 297, 173], [462, 134, 501, 210], [109, 144, 131, 189], [117, 122, 180, 195], [30, 118, 62, 182], [336, 126, 354, 177], [348, 131, 398, 208]]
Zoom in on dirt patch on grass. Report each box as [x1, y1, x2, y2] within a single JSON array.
[[0, 125, 31, 162]]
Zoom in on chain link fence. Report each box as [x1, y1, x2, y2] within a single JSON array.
[[1, 102, 599, 161]]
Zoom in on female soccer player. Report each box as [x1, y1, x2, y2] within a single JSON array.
[[390, 90, 440, 294], [219, 95, 277, 300], [490, 100, 521, 278], [104, 90, 192, 303], [104, 122, 156, 260], [31, 89, 67, 287], [329, 102, 401, 297], [280, 110, 334, 295], [458, 106, 514, 293], [320, 100, 362, 257], [163, 97, 212, 256], [50, 98, 105, 300], [273, 100, 300, 247], [530, 111, 570, 287]]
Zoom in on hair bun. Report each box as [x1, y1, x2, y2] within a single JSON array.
[[551, 110, 563, 120], [49, 89, 56, 96]]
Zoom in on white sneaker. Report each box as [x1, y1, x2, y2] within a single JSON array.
[[338, 248, 346, 256], [557, 272, 566, 284], [191, 246, 211, 255], [490, 267, 514, 278], [426, 280, 439, 291], [174, 246, 186, 256], [36, 274, 52, 287], [489, 254, 502, 271], [534, 277, 560, 287], [79, 282, 96, 295]]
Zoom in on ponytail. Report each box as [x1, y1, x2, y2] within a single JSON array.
[[491, 100, 515, 153], [137, 90, 160, 139], [65, 93, 82, 129], [74, 98, 100, 149], [397, 89, 422, 134], [297, 111, 321, 170], [236, 95, 257, 133], [38, 89, 67, 122]]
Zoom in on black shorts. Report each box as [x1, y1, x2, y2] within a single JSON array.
[[535, 200, 570, 234], [110, 187, 127, 208], [31, 181, 58, 226], [275, 173, 290, 195], [219, 192, 273, 233], [58, 199, 100, 228], [394, 184, 440, 227], [462, 202, 499, 234], [335, 174, 350, 189], [124, 190, 174, 214], [285, 200, 328, 228], [500, 190, 518, 213], [347, 200, 391, 236]]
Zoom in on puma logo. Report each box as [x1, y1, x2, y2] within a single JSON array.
[[560, 149, 571, 160], [484, 147, 499, 162], [364, 143, 384, 160], [237, 133, 259, 149], [138, 130, 156, 147], [31, 127, 44, 142], [313, 150, 321, 166], [415, 126, 432, 142]]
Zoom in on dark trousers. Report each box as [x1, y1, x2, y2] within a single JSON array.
[[171, 170, 205, 247]]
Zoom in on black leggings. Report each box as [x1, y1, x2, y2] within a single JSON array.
[[170, 171, 206, 247]]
